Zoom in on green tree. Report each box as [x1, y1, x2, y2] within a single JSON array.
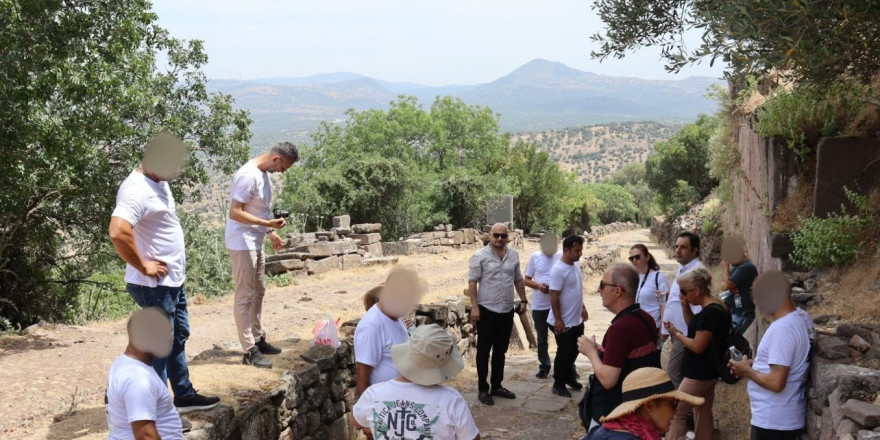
[[584, 183, 639, 224], [607, 162, 657, 225], [0, 0, 251, 327], [645, 115, 719, 215], [591, 0, 880, 85], [506, 141, 571, 233]]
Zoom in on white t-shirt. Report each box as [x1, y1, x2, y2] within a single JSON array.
[[106, 354, 182, 440], [225, 160, 272, 251], [546, 260, 584, 327], [354, 305, 409, 385], [748, 309, 813, 431], [111, 170, 186, 287], [353, 379, 480, 440], [661, 259, 704, 336], [524, 250, 562, 311], [637, 270, 670, 328]]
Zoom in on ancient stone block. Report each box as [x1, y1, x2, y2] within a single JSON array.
[[341, 254, 364, 270], [295, 363, 321, 388], [305, 256, 340, 275], [851, 335, 872, 353], [352, 223, 382, 234], [839, 324, 874, 341], [769, 233, 795, 258], [332, 215, 351, 229], [813, 137, 880, 217], [842, 399, 880, 428], [330, 240, 358, 255], [301, 344, 338, 371], [266, 252, 311, 262], [451, 230, 464, 245], [439, 238, 454, 245], [349, 233, 381, 245], [364, 256, 399, 266], [315, 230, 338, 242], [293, 243, 333, 258], [265, 258, 305, 275]]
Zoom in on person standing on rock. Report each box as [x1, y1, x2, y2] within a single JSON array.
[[109, 132, 220, 414], [661, 231, 705, 388], [728, 271, 814, 440], [523, 232, 563, 379], [548, 235, 588, 398], [225, 142, 298, 368], [468, 223, 528, 406], [578, 263, 660, 433]]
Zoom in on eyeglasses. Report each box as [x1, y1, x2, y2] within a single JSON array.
[[628, 254, 643, 262], [599, 280, 619, 290], [492, 233, 509, 239]]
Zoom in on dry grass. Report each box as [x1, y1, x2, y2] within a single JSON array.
[[770, 169, 816, 233], [811, 256, 880, 323]]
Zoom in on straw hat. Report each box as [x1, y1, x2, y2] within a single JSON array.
[[601, 367, 705, 422], [391, 324, 464, 386]]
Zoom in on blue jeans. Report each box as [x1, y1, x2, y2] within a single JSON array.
[[126, 283, 195, 399]]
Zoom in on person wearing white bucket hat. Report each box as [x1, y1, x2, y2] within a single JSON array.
[[586, 367, 705, 440], [352, 324, 481, 440]]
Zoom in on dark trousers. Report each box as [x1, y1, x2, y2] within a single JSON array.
[[476, 305, 514, 392], [553, 323, 584, 388], [751, 425, 803, 440], [127, 283, 195, 399], [531, 309, 552, 371]]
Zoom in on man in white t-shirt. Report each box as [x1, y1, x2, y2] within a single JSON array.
[[109, 132, 219, 413], [548, 235, 588, 398], [660, 231, 704, 388], [523, 233, 562, 378], [352, 324, 481, 440], [225, 142, 298, 368], [106, 307, 182, 440], [729, 271, 814, 440]]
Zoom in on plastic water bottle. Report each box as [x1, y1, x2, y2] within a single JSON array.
[[734, 293, 743, 309], [729, 346, 743, 361]]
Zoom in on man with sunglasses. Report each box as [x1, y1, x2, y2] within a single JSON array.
[[468, 223, 528, 406]]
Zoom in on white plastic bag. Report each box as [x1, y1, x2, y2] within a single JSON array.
[[311, 318, 341, 348]]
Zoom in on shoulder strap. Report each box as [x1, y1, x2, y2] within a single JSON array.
[[638, 271, 650, 294], [654, 271, 660, 290], [625, 307, 659, 339]]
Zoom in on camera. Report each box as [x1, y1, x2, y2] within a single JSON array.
[[272, 208, 290, 219]]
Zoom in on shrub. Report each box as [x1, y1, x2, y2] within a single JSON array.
[[791, 189, 874, 268], [699, 197, 724, 236]]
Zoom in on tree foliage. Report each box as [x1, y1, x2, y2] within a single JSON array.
[[591, 0, 880, 85], [0, 0, 251, 327], [584, 183, 639, 225]]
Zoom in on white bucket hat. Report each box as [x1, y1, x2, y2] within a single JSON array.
[[391, 324, 464, 386]]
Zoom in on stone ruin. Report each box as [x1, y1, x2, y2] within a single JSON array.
[[265, 215, 398, 277], [382, 223, 524, 256]]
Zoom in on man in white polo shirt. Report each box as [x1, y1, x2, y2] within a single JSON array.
[[548, 235, 588, 398], [661, 231, 704, 388], [523, 233, 562, 379], [225, 142, 298, 369], [109, 132, 219, 414]]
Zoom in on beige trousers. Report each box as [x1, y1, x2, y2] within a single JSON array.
[[229, 249, 266, 352], [666, 377, 718, 440]]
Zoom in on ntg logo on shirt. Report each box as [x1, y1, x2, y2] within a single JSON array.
[[371, 399, 439, 439]]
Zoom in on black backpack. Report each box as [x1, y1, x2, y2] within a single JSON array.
[[707, 303, 752, 385]]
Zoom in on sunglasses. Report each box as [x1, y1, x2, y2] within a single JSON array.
[[492, 233, 509, 239], [599, 280, 619, 290], [628, 254, 643, 262]]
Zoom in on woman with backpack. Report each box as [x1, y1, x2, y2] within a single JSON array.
[[662, 267, 731, 440], [628, 244, 670, 333], [586, 367, 705, 440]]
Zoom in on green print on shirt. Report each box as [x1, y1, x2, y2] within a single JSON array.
[[370, 400, 440, 439]]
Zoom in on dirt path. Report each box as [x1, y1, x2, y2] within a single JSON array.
[[0, 229, 670, 439]]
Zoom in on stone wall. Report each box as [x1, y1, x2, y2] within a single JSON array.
[[650, 199, 723, 268], [267, 215, 398, 277], [587, 221, 640, 238], [382, 224, 524, 256], [186, 343, 358, 440]]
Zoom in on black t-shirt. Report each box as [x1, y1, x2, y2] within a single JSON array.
[[682, 303, 730, 380], [726, 259, 758, 316]]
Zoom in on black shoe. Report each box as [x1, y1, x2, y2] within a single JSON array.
[[566, 380, 583, 391], [478, 391, 495, 405], [536, 369, 550, 379], [551, 384, 572, 398], [242, 346, 273, 369], [174, 392, 220, 414], [180, 416, 192, 433], [256, 336, 282, 355], [490, 387, 516, 399]]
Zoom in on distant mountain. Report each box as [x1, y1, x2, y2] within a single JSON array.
[[208, 59, 723, 148]]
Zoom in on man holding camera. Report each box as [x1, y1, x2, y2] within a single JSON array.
[[226, 142, 299, 368]]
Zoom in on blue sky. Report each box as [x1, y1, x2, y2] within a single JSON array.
[[152, 0, 726, 86]]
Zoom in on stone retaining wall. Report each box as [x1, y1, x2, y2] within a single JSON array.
[[588, 221, 640, 238], [650, 199, 723, 267], [383, 223, 524, 256]]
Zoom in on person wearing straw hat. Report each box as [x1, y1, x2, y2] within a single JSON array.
[[352, 324, 481, 440], [586, 367, 705, 440]]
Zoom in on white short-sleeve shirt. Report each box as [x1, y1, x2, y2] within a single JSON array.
[[353, 379, 480, 440], [106, 354, 182, 440], [637, 270, 670, 328], [748, 309, 813, 430], [661, 259, 704, 336], [524, 250, 562, 311], [225, 160, 272, 251], [546, 260, 584, 328], [111, 170, 186, 287], [354, 305, 409, 386]]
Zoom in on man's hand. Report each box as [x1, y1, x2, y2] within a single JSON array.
[[581, 307, 589, 322], [268, 231, 284, 251], [578, 335, 598, 356], [540, 283, 550, 294], [142, 260, 168, 279], [267, 218, 286, 229], [554, 320, 565, 335], [727, 355, 753, 379], [470, 307, 481, 323]]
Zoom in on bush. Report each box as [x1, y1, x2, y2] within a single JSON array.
[[791, 189, 874, 268], [699, 197, 724, 236]]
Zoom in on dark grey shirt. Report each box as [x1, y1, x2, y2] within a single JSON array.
[[468, 245, 523, 313]]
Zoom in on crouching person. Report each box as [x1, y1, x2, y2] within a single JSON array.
[[352, 324, 481, 440]]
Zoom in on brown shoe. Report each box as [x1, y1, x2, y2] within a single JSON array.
[[491, 387, 517, 399], [478, 391, 494, 405]]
